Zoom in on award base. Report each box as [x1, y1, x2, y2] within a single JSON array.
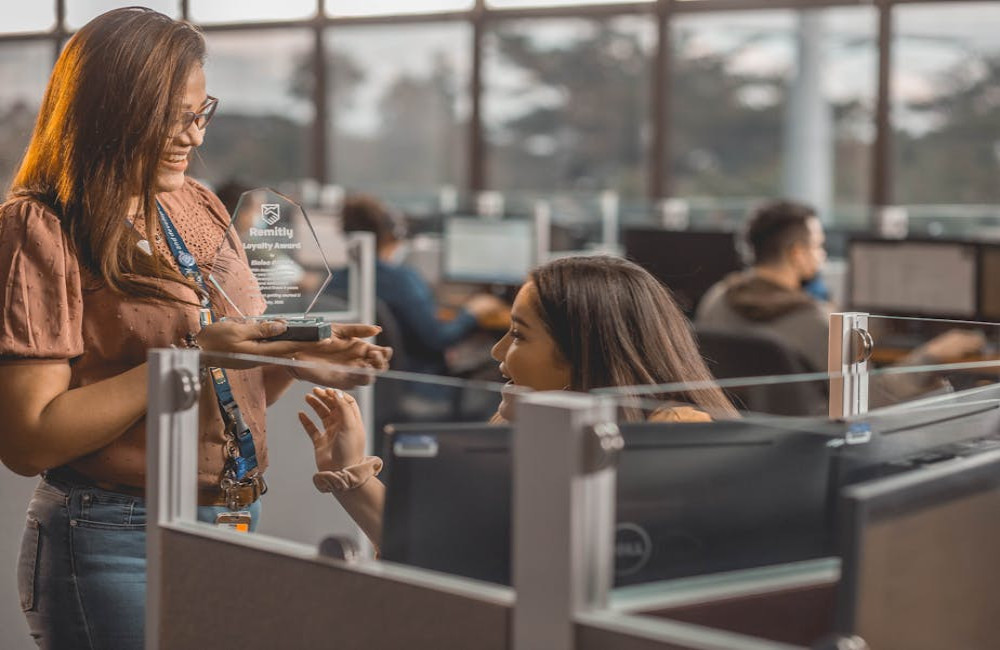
[[267, 318, 332, 342]]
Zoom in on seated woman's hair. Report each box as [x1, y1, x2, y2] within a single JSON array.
[[530, 256, 736, 416], [341, 195, 407, 249]]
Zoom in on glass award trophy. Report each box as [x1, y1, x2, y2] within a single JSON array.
[[208, 188, 334, 341]]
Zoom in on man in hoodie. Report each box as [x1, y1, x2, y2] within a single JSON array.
[[696, 199, 987, 382], [695, 200, 832, 373]]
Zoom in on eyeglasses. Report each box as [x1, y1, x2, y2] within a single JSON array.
[[175, 95, 219, 134]]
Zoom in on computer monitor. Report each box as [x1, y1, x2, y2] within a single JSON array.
[[836, 448, 1000, 649], [381, 418, 836, 587], [847, 237, 978, 319], [622, 227, 743, 314], [442, 216, 535, 285]]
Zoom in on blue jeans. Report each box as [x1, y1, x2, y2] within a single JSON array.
[[17, 472, 262, 649]]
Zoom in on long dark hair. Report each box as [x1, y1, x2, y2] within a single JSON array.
[[530, 256, 737, 416], [9, 7, 205, 301]]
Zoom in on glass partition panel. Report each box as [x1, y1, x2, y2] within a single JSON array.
[[862, 316, 1000, 410], [588, 374, 841, 625], [863, 316, 1000, 368], [179, 351, 515, 582], [593, 366, 1000, 646]]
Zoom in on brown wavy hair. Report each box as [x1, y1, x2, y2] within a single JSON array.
[[9, 7, 205, 301], [529, 256, 737, 417]]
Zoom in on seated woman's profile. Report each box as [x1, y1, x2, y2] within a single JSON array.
[[299, 256, 736, 549]]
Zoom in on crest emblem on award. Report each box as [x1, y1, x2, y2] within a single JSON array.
[[261, 203, 281, 226], [208, 188, 333, 341]]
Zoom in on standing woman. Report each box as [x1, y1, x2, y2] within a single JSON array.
[[0, 8, 386, 648]]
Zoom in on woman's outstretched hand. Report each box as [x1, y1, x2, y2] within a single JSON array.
[[196, 319, 392, 388], [287, 325, 393, 389], [298, 387, 367, 473]]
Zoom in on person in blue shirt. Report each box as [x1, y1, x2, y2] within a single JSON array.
[[331, 195, 507, 374]]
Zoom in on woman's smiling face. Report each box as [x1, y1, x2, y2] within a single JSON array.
[[490, 282, 571, 420]]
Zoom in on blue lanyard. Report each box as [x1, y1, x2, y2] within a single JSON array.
[[155, 202, 259, 481]]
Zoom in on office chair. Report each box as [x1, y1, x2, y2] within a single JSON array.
[[372, 299, 472, 435], [695, 326, 829, 416]]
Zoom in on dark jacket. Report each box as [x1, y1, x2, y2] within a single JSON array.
[[330, 261, 478, 373]]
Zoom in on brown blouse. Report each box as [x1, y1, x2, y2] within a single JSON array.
[[0, 177, 269, 488]]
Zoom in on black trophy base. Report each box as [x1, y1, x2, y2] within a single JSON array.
[[267, 319, 332, 342]]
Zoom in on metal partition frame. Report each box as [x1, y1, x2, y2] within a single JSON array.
[[828, 312, 871, 418], [512, 392, 619, 650], [148, 355, 807, 649], [144, 348, 514, 650], [145, 348, 200, 650]]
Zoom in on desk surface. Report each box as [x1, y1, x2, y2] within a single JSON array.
[[437, 282, 514, 332]]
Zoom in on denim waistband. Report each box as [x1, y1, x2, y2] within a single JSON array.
[[42, 466, 142, 500]]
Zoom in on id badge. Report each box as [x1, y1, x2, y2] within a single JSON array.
[[215, 511, 252, 533]]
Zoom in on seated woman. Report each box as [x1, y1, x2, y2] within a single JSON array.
[[330, 194, 507, 375], [299, 255, 736, 550]]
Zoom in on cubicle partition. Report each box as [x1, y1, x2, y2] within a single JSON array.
[[146, 352, 517, 649], [145, 321, 1000, 649], [594, 359, 1000, 649], [829, 312, 1000, 417]]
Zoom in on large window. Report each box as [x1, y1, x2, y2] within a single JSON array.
[[5, 5, 56, 32], [3, 0, 1000, 232], [893, 4, 1000, 209], [0, 42, 52, 190], [670, 8, 877, 227], [488, 0, 652, 6], [196, 30, 314, 189], [189, 0, 316, 24], [325, 22, 472, 197], [484, 16, 655, 197], [66, 1, 178, 29], [328, 1, 473, 17]]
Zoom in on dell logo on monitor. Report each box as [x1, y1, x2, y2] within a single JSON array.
[[615, 522, 652, 576]]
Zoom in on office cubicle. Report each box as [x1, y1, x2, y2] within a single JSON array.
[[145, 333, 1000, 649], [593, 358, 1000, 649]]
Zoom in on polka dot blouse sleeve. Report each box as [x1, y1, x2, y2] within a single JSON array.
[[0, 198, 84, 360]]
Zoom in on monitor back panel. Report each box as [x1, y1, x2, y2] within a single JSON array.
[[837, 450, 1000, 650], [382, 420, 836, 587], [622, 227, 742, 314], [847, 237, 979, 319]]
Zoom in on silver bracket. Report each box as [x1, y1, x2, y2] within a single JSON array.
[[169, 368, 200, 412], [829, 312, 871, 418], [849, 327, 874, 365], [582, 422, 623, 474], [318, 535, 361, 563]]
